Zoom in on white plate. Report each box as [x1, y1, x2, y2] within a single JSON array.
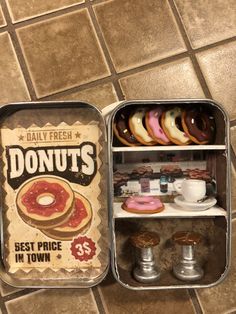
[[174, 196, 217, 211]]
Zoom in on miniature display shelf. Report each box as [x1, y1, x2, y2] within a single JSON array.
[[112, 145, 226, 152], [112, 144, 228, 219], [113, 202, 226, 218]]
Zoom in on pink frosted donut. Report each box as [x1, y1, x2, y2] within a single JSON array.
[[145, 108, 171, 145], [122, 196, 164, 214]]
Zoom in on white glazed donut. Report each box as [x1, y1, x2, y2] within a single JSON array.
[[161, 107, 191, 145], [129, 109, 156, 145]]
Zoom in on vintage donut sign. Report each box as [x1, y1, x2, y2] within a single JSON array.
[[1, 121, 102, 274]]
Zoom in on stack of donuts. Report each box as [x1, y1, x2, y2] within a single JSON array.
[[113, 106, 215, 146]]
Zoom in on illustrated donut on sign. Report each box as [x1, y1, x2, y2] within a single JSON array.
[[16, 176, 74, 229], [42, 192, 92, 241]]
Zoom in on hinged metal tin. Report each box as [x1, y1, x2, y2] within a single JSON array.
[[107, 99, 231, 290], [0, 99, 231, 290]]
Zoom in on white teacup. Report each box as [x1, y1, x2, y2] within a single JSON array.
[[173, 179, 206, 202]]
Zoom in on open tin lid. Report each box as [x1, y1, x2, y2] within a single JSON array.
[[0, 101, 109, 288]]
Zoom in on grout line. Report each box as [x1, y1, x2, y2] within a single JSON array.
[[169, 0, 236, 52], [86, 0, 124, 100], [113, 80, 125, 101], [116, 51, 190, 79], [2, 288, 41, 302], [5, 2, 87, 29], [2, 288, 42, 313], [188, 289, 203, 314], [41, 76, 117, 101], [97, 286, 109, 314], [188, 56, 212, 99], [231, 120, 236, 128], [86, 0, 116, 75], [0, 288, 40, 313], [168, 0, 236, 51], [0, 0, 37, 100], [0, 26, 7, 33], [230, 146, 236, 169], [0, 288, 8, 314], [41, 51, 190, 101], [92, 286, 106, 314], [0, 301, 7, 314], [193, 36, 236, 53], [168, 0, 213, 99], [168, 0, 192, 51], [89, 0, 107, 4]]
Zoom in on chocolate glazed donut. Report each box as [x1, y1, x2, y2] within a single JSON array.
[[182, 109, 215, 144], [113, 109, 140, 146]]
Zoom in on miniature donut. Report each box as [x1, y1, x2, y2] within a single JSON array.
[[113, 109, 140, 146], [122, 196, 164, 214], [129, 109, 157, 145], [131, 166, 153, 177], [145, 108, 171, 145], [161, 107, 191, 145], [113, 171, 130, 187], [182, 109, 215, 144], [42, 192, 92, 241], [16, 176, 74, 229]]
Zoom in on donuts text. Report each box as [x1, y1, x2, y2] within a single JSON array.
[[6, 142, 97, 188]]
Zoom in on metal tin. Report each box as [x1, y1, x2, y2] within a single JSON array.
[[0, 101, 109, 288], [0, 99, 231, 290], [108, 99, 231, 290]]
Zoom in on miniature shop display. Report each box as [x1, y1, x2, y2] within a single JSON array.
[[0, 99, 231, 291]]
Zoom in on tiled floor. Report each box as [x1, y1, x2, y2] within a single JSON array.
[[0, 0, 235, 313]]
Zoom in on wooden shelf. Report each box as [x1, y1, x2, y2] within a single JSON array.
[[112, 145, 226, 152], [113, 202, 226, 218]]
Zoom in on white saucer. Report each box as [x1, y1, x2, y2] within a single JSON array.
[[174, 196, 217, 211]]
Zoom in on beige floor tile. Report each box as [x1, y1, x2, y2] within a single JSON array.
[[196, 42, 236, 120], [231, 126, 236, 156], [16, 10, 110, 98], [120, 57, 204, 99], [6, 0, 84, 23], [55, 83, 118, 110], [99, 272, 195, 314], [94, 0, 186, 73], [0, 32, 30, 104], [231, 164, 236, 213], [196, 219, 236, 314], [0, 5, 6, 27], [6, 289, 98, 314], [0, 280, 22, 297], [174, 0, 236, 49]]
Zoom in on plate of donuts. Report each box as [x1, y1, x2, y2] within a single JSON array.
[[113, 106, 215, 146]]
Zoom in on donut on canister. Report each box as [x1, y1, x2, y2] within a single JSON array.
[[42, 192, 92, 241], [145, 107, 172, 145], [129, 109, 157, 146], [161, 107, 191, 145], [182, 109, 215, 144], [113, 109, 140, 146], [16, 176, 74, 229]]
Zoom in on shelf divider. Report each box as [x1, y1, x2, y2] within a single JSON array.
[[113, 202, 226, 219], [112, 145, 226, 152]]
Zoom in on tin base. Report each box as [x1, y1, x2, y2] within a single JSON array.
[[173, 261, 204, 282], [133, 265, 161, 283]]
